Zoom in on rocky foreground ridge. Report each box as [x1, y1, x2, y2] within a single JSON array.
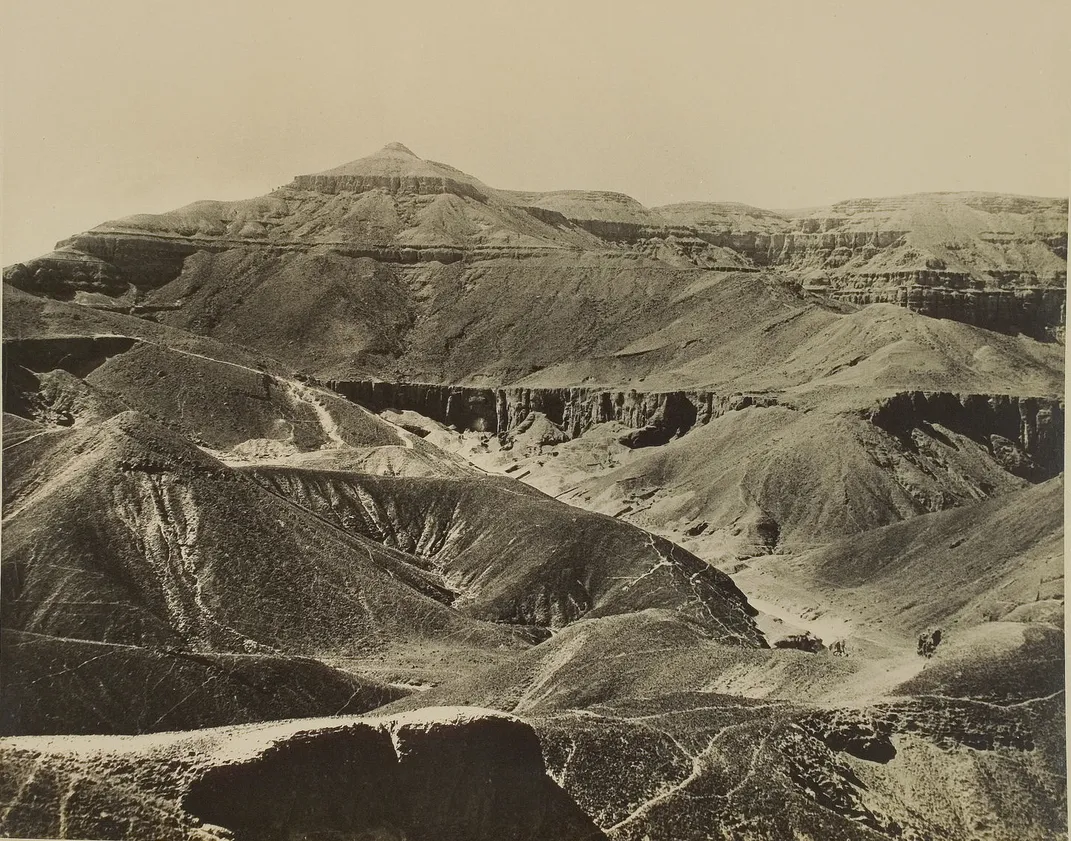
[[5, 142, 1066, 337], [0, 707, 605, 841]]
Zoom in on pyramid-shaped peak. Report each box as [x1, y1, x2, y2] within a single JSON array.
[[378, 141, 419, 157], [294, 143, 491, 200]]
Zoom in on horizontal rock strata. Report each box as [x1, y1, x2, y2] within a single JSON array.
[[331, 379, 780, 440]]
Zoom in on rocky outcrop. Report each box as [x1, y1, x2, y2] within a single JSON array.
[[21, 233, 475, 294], [331, 380, 780, 441], [798, 708, 897, 763], [806, 696, 1048, 756], [56, 232, 217, 293], [505, 411, 570, 452], [594, 193, 1068, 333], [3, 336, 138, 378], [2, 247, 128, 298], [560, 221, 1067, 335], [2, 233, 475, 303], [798, 694, 1050, 769], [617, 392, 698, 448], [868, 391, 1064, 478], [290, 141, 493, 201], [0, 708, 606, 841], [184, 709, 603, 841]]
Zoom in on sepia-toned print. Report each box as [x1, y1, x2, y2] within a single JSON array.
[[1, 2, 1066, 840]]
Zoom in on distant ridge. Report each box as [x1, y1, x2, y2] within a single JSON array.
[[4, 142, 1066, 349]]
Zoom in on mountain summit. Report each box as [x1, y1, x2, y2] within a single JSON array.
[[293, 141, 493, 199], [381, 141, 418, 155]]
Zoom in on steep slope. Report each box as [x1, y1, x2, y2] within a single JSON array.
[[325, 300, 1063, 448], [2, 307, 475, 476], [149, 249, 842, 384], [733, 477, 1065, 643], [1, 630, 407, 736], [769, 303, 1065, 401], [243, 467, 763, 642], [1, 408, 545, 730], [1, 406, 768, 734], [0, 413, 43, 446], [2, 412, 526, 660], [0, 707, 605, 841], [559, 400, 1046, 557]]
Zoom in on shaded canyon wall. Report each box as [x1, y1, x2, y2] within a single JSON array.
[[332, 380, 1063, 476]]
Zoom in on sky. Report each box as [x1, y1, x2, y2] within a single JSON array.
[[2, 0, 1068, 263]]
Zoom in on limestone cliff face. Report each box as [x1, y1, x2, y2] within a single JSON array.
[[832, 284, 1066, 338], [334, 381, 1065, 483], [605, 193, 1067, 334], [868, 391, 1064, 478], [331, 380, 780, 441], [291, 172, 490, 201], [626, 195, 1067, 334]]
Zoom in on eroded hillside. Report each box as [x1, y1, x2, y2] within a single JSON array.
[[0, 144, 1064, 841]]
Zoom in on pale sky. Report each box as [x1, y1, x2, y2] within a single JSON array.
[[2, 0, 1068, 264]]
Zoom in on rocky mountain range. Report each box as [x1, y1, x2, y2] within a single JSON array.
[[5, 142, 1066, 358], [2, 143, 1066, 841]]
